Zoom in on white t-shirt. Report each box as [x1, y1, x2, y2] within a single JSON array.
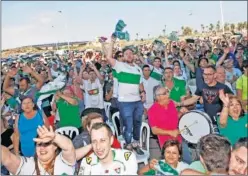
[[79, 149, 137, 175], [142, 77, 159, 109], [83, 79, 104, 109], [112, 75, 119, 98], [13, 153, 76, 175], [113, 61, 142, 102], [149, 65, 164, 84], [157, 160, 189, 175]]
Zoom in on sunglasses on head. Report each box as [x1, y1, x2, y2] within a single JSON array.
[[37, 141, 53, 147]]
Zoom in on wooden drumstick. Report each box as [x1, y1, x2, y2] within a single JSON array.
[[180, 120, 198, 133]]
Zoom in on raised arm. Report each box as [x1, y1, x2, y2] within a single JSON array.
[[34, 125, 76, 164], [56, 91, 78, 105], [182, 51, 195, 73], [75, 144, 92, 161], [39, 61, 53, 81], [105, 36, 117, 67], [216, 47, 229, 66], [3, 68, 18, 96], [22, 65, 44, 90], [90, 64, 104, 82], [1, 145, 21, 175], [218, 90, 230, 128]]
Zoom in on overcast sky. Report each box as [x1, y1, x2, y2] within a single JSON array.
[[2, 1, 247, 49]]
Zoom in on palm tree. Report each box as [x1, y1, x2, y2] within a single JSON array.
[[209, 23, 214, 31], [216, 21, 221, 32], [163, 29, 166, 37], [224, 23, 230, 31], [230, 23, 235, 31], [183, 26, 193, 36], [244, 21, 248, 30], [201, 24, 205, 33], [194, 30, 198, 35], [136, 33, 139, 40], [205, 26, 209, 33], [148, 34, 150, 39], [237, 22, 243, 31]]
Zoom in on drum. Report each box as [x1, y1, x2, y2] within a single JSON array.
[[179, 110, 214, 145]]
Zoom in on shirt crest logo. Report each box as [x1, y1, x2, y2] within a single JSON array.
[[86, 157, 92, 165], [124, 151, 132, 161]]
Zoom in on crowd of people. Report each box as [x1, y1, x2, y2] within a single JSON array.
[[1, 30, 248, 175]]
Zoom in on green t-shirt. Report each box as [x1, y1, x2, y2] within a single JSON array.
[[56, 98, 81, 128], [188, 161, 206, 173], [210, 54, 218, 63], [6, 97, 19, 110], [217, 114, 248, 146], [164, 78, 187, 103], [236, 75, 247, 101]]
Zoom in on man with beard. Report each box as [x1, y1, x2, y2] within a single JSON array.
[[78, 123, 137, 175], [105, 39, 146, 155], [177, 65, 233, 128], [3, 65, 44, 111]]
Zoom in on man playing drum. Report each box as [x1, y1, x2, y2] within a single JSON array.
[[177, 65, 233, 128]]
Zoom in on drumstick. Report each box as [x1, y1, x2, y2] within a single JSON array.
[[180, 120, 198, 133]]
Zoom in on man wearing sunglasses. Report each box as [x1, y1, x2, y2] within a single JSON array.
[[1, 125, 76, 175]]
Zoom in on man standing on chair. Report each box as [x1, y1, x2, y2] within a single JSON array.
[[105, 36, 145, 155]]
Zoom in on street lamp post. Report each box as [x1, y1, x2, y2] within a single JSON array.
[[220, 1, 225, 34], [58, 10, 70, 50]]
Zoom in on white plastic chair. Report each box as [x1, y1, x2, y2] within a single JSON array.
[[55, 126, 79, 139], [103, 101, 111, 121], [111, 112, 126, 148], [135, 122, 150, 165]]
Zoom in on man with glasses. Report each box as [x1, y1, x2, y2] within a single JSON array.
[[177, 65, 233, 127]]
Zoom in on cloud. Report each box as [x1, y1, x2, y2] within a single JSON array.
[[1, 11, 65, 49]]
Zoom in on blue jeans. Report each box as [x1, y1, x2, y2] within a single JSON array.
[[182, 140, 192, 164], [118, 101, 144, 144]]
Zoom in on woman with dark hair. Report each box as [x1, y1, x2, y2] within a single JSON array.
[[13, 96, 49, 157], [217, 91, 248, 145], [1, 125, 76, 175], [138, 140, 189, 175]]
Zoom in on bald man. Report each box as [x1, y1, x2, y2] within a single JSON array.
[[216, 66, 234, 93]]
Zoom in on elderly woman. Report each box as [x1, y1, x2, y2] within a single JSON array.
[[1, 125, 76, 175], [217, 91, 248, 145], [13, 96, 49, 157], [138, 140, 189, 175], [148, 86, 191, 164]]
